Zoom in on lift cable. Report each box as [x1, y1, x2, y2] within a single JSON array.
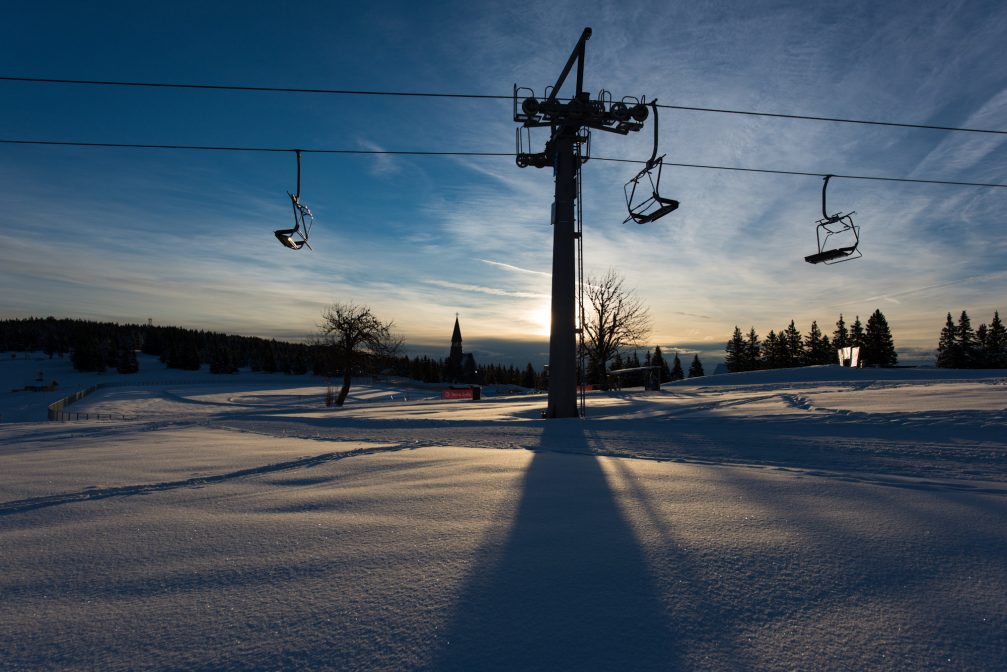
[[0, 138, 512, 157], [2, 75, 1005, 136], [1, 137, 1004, 189]]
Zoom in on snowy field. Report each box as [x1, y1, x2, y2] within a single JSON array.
[[1, 354, 1006, 670]]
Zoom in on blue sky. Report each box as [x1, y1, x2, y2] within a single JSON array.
[[1, 0, 1005, 366]]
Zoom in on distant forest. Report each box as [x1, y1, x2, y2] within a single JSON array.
[[0, 317, 544, 387], [725, 310, 898, 372], [726, 308, 1007, 371]]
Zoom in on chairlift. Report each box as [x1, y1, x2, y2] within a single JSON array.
[[804, 175, 860, 264], [623, 100, 679, 224], [274, 150, 314, 250]]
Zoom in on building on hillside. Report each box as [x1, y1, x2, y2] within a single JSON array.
[[446, 315, 480, 384]]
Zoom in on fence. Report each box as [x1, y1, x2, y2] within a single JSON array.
[[47, 384, 103, 420], [48, 410, 135, 422]]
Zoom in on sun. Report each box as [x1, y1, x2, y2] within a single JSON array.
[[529, 302, 552, 337]]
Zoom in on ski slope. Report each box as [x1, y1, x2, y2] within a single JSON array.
[[1, 353, 1005, 670]]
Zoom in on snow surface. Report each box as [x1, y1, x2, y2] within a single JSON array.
[[1, 354, 1006, 670]]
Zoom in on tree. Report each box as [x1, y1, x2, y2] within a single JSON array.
[[522, 363, 537, 389], [652, 345, 671, 383], [115, 342, 139, 374], [725, 327, 746, 373], [862, 309, 897, 367], [833, 314, 849, 350], [670, 354, 684, 381], [804, 321, 832, 365], [319, 302, 394, 407], [782, 321, 803, 367], [936, 312, 959, 368], [987, 311, 1006, 368], [762, 330, 779, 368], [72, 336, 107, 372], [582, 269, 651, 389], [745, 327, 761, 371], [850, 316, 865, 350], [957, 310, 977, 368], [688, 354, 704, 378], [976, 323, 990, 368], [369, 330, 406, 378]]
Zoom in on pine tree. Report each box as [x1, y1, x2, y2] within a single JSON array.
[[783, 321, 803, 366], [833, 314, 849, 350], [725, 327, 746, 372], [652, 345, 671, 383], [210, 346, 236, 374], [116, 344, 139, 374], [850, 317, 865, 350], [522, 363, 537, 389], [762, 330, 779, 368], [863, 309, 897, 367], [936, 312, 959, 368], [987, 311, 1006, 368], [72, 336, 107, 372], [670, 354, 684, 381], [688, 354, 704, 378], [976, 323, 990, 368], [745, 327, 761, 371], [957, 310, 977, 368], [804, 321, 831, 365]]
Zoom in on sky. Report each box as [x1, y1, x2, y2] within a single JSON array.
[[1, 0, 1005, 367]]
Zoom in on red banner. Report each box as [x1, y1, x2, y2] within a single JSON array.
[[442, 388, 474, 400]]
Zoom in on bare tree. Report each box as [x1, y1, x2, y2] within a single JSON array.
[[319, 302, 395, 406], [582, 269, 651, 389], [369, 330, 406, 380]]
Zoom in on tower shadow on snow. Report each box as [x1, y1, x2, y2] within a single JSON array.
[[432, 421, 682, 671]]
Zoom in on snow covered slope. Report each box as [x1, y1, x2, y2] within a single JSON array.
[[1, 357, 1005, 670]]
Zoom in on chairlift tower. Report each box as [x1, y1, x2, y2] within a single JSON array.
[[514, 27, 653, 418]]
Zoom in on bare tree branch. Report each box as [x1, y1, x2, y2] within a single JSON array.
[[318, 302, 394, 406], [582, 269, 651, 389]]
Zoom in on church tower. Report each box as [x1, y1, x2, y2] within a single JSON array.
[[447, 314, 479, 384], [450, 314, 463, 369]]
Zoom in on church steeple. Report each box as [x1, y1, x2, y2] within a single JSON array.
[[447, 313, 479, 384], [451, 313, 462, 346]]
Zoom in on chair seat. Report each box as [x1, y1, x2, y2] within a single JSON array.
[[275, 229, 305, 250], [629, 198, 679, 224], [805, 245, 857, 264]]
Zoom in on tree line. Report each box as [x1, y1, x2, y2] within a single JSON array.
[[605, 346, 704, 386], [725, 310, 897, 372], [0, 316, 550, 388], [936, 310, 1005, 368]]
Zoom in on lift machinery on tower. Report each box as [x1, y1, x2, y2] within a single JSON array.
[[513, 27, 678, 418]]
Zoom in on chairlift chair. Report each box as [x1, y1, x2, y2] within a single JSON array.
[[274, 150, 314, 250], [623, 100, 679, 224], [804, 175, 860, 264]]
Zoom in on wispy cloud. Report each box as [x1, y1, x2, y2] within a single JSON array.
[[423, 278, 547, 299], [478, 258, 551, 277], [356, 138, 403, 177]]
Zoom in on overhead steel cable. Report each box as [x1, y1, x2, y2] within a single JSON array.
[[2, 75, 1005, 135], [2, 137, 1005, 188], [651, 103, 1007, 135], [0, 139, 512, 157], [0, 76, 506, 100], [592, 156, 1007, 189]]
